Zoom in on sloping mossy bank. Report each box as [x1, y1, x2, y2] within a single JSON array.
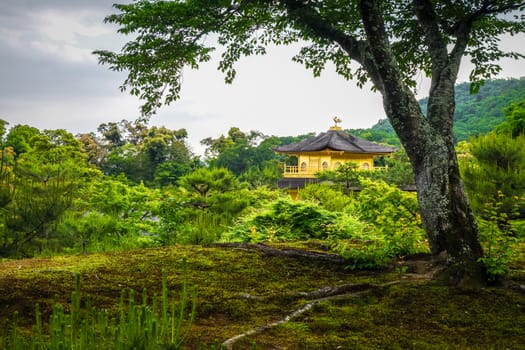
[[0, 243, 524, 349]]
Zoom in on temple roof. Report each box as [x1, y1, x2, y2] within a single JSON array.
[[274, 129, 395, 154]]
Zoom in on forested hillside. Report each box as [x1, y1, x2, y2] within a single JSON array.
[[349, 77, 525, 145]]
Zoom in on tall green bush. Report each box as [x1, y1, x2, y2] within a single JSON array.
[[225, 180, 427, 270], [354, 179, 426, 257], [224, 198, 364, 242], [461, 132, 525, 220], [298, 183, 353, 212], [0, 128, 98, 257], [158, 178, 282, 245], [476, 194, 523, 282], [46, 178, 161, 254]]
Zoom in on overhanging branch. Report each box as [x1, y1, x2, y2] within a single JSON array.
[[412, 0, 448, 77], [281, 0, 384, 91]]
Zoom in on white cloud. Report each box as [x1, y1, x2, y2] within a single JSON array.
[[32, 9, 111, 43], [0, 5, 116, 64], [29, 40, 95, 63]]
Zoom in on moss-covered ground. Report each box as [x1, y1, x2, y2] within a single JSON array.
[[1, 243, 524, 349]]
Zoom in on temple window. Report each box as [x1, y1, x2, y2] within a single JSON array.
[[361, 162, 370, 170], [322, 161, 329, 170], [300, 162, 307, 172]]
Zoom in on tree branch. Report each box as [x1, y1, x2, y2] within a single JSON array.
[[412, 0, 466, 136], [212, 242, 347, 264], [412, 0, 524, 135], [282, 0, 360, 60], [281, 0, 384, 92], [358, 0, 426, 156], [481, 1, 525, 15], [412, 0, 449, 84]]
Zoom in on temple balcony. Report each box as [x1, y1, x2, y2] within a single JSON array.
[[282, 163, 387, 178], [282, 164, 319, 178]]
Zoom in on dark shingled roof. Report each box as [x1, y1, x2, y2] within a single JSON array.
[[275, 129, 395, 154]]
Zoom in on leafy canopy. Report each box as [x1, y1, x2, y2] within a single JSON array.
[[95, 0, 525, 116], [0, 127, 98, 257]]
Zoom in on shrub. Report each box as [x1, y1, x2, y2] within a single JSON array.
[[477, 196, 522, 282], [354, 179, 427, 257], [298, 183, 354, 212], [157, 183, 283, 245], [227, 180, 428, 271], [340, 243, 393, 270], [224, 198, 364, 243]]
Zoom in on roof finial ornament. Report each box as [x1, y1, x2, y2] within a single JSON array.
[[330, 116, 342, 130]]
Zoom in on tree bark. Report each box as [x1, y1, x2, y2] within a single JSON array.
[[410, 131, 485, 286], [357, 0, 485, 286]]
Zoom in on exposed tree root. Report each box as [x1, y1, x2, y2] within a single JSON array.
[[503, 281, 525, 294], [211, 242, 346, 264], [214, 243, 438, 348], [239, 282, 378, 301], [222, 281, 400, 350]]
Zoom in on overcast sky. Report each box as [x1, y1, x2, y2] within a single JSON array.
[[1, 1, 524, 155]]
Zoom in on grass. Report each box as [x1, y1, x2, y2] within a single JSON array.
[[1, 243, 525, 349]]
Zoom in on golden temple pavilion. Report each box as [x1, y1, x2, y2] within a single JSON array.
[[274, 117, 395, 194]]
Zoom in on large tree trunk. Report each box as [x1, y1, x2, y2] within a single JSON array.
[[408, 124, 485, 286], [357, 0, 486, 286], [380, 85, 486, 286]]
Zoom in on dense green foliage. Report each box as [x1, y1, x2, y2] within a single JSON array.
[[224, 198, 365, 243], [201, 127, 287, 189], [461, 133, 525, 218], [450, 78, 525, 141], [495, 100, 525, 137], [459, 100, 525, 280], [0, 125, 99, 257], [339, 179, 426, 269], [297, 183, 354, 212], [59, 177, 162, 252], [315, 162, 361, 193], [79, 120, 197, 186], [460, 100, 525, 220], [225, 179, 426, 270], [158, 168, 281, 245], [1, 91, 523, 280], [346, 119, 401, 147], [315, 150, 415, 190]]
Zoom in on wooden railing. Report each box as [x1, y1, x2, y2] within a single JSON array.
[[285, 165, 299, 174], [282, 163, 388, 177], [282, 164, 321, 177]]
